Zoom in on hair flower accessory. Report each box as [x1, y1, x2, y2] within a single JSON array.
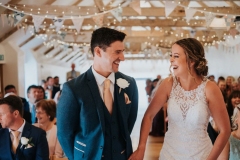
[[21, 137, 34, 149], [116, 78, 130, 93]]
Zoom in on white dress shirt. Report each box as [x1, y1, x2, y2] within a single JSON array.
[[9, 119, 26, 141], [91, 67, 115, 101]]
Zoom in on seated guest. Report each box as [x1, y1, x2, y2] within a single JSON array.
[[37, 86, 45, 101], [218, 105, 240, 160], [26, 85, 39, 124], [0, 95, 49, 160], [227, 90, 240, 127], [4, 84, 29, 117], [4, 92, 31, 124], [33, 99, 64, 158]]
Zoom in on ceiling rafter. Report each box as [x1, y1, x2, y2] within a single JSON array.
[[94, 0, 105, 12], [71, 0, 83, 6], [19, 35, 35, 47], [4, 6, 240, 17], [43, 46, 54, 55], [225, 1, 238, 8]]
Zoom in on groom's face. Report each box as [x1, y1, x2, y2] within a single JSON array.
[[97, 41, 125, 73]]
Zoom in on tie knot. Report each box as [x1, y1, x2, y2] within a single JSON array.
[[104, 79, 111, 89], [11, 131, 20, 138]]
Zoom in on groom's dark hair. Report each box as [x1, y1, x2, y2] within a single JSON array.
[[0, 95, 23, 117], [90, 27, 126, 56]]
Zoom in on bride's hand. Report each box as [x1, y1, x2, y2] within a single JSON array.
[[128, 148, 145, 160]]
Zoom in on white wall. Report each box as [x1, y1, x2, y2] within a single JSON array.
[[206, 46, 240, 80], [1, 41, 23, 96]]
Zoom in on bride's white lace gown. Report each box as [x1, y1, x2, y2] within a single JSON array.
[[159, 78, 213, 160]]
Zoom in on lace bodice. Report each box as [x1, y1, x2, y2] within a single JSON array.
[[159, 77, 213, 160]]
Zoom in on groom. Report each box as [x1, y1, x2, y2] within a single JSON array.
[[0, 95, 49, 160], [57, 27, 138, 160]]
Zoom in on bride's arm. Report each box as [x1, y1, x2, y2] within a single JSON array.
[[128, 78, 172, 160], [205, 81, 231, 160]]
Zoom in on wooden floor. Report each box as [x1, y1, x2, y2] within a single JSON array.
[[131, 110, 164, 160], [130, 80, 165, 159]]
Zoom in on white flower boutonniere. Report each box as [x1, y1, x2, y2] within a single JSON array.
[[21, 137, 34, 149], [117, 78, 131, 104], [116, 78, 130, 93]]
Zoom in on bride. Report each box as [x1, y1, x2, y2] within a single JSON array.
[[129, 38, 230, 160]]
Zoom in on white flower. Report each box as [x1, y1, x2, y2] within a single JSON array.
[[21, 137, 34, 149], [116, 78, 130, 93], [21, 137, 29, 145]]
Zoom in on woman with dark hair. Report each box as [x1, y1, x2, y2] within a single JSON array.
[[227, 90, 240, 127], [33, 99, 64, 158], [129, 38, 230, 160]]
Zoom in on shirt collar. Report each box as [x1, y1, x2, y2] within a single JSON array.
[[91, 66, 115, 86], [9, 119, 26, 133]]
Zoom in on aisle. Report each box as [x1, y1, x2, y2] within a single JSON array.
[[130, 79, 164, 160]]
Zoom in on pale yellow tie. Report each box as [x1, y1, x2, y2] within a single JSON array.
[[11, 131, 20, 154], [103, 79, 113, 114]]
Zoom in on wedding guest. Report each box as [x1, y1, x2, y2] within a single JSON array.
[[0, 95, 49, 159], [227, 90, 240, 127], [218, 105, 240, 160], [34, 99, 64, 158]]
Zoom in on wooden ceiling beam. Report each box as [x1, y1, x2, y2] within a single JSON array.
[[19, 35, 35, 47], [25, 18, 207, 27], [71, 0, 83, 6], [33, 43, 44, 51], [43, 46, 54, 55], [0, 26, 17, 43], [5, 6, 240, 17], [225, 1, 238, 8], [197, 1, 209, 8], [94, 0, 105, 12], [52, 48, 64, 57], [44, 0, 57, 5], [6, 0, 21, 5]]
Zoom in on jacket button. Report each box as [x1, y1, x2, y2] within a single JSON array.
[[100, 146, 103, 149]]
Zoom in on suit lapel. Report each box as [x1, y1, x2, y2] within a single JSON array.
[[114, 73, 127, 130], [87, 68, 105, 133], [2, 129, 15, 160]]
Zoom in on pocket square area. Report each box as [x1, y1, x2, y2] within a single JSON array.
[[124, 93, 131, 104], [25, 144, 33, 149]]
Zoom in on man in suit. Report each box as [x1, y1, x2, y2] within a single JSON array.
[[66, 63, 80, 80], [0, 95, 49, 160], [4, 85, 31, 124], [52, 76, 61, 99], [25, 85, 39, 124], [57, 27, 138, 160]]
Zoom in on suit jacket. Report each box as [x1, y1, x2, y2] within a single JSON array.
[[57, 67, 138, 160], [0, 122, 49, 160], [52, 85, 61, 99], [66, 70, 80, 80]]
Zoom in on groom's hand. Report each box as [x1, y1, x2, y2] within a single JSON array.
[[128, 148, 145, 160]]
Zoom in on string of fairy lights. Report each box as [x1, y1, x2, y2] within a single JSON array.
[[0, 1, 240, 52]]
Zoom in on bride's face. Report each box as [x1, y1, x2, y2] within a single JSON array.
[[170, 44, 189, 77]]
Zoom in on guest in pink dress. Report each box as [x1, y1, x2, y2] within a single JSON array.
[[34, 99, 64, 158]]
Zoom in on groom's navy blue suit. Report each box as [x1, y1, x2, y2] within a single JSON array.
[[0, 122, 49, 160], [57, 67, 138, 160]]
